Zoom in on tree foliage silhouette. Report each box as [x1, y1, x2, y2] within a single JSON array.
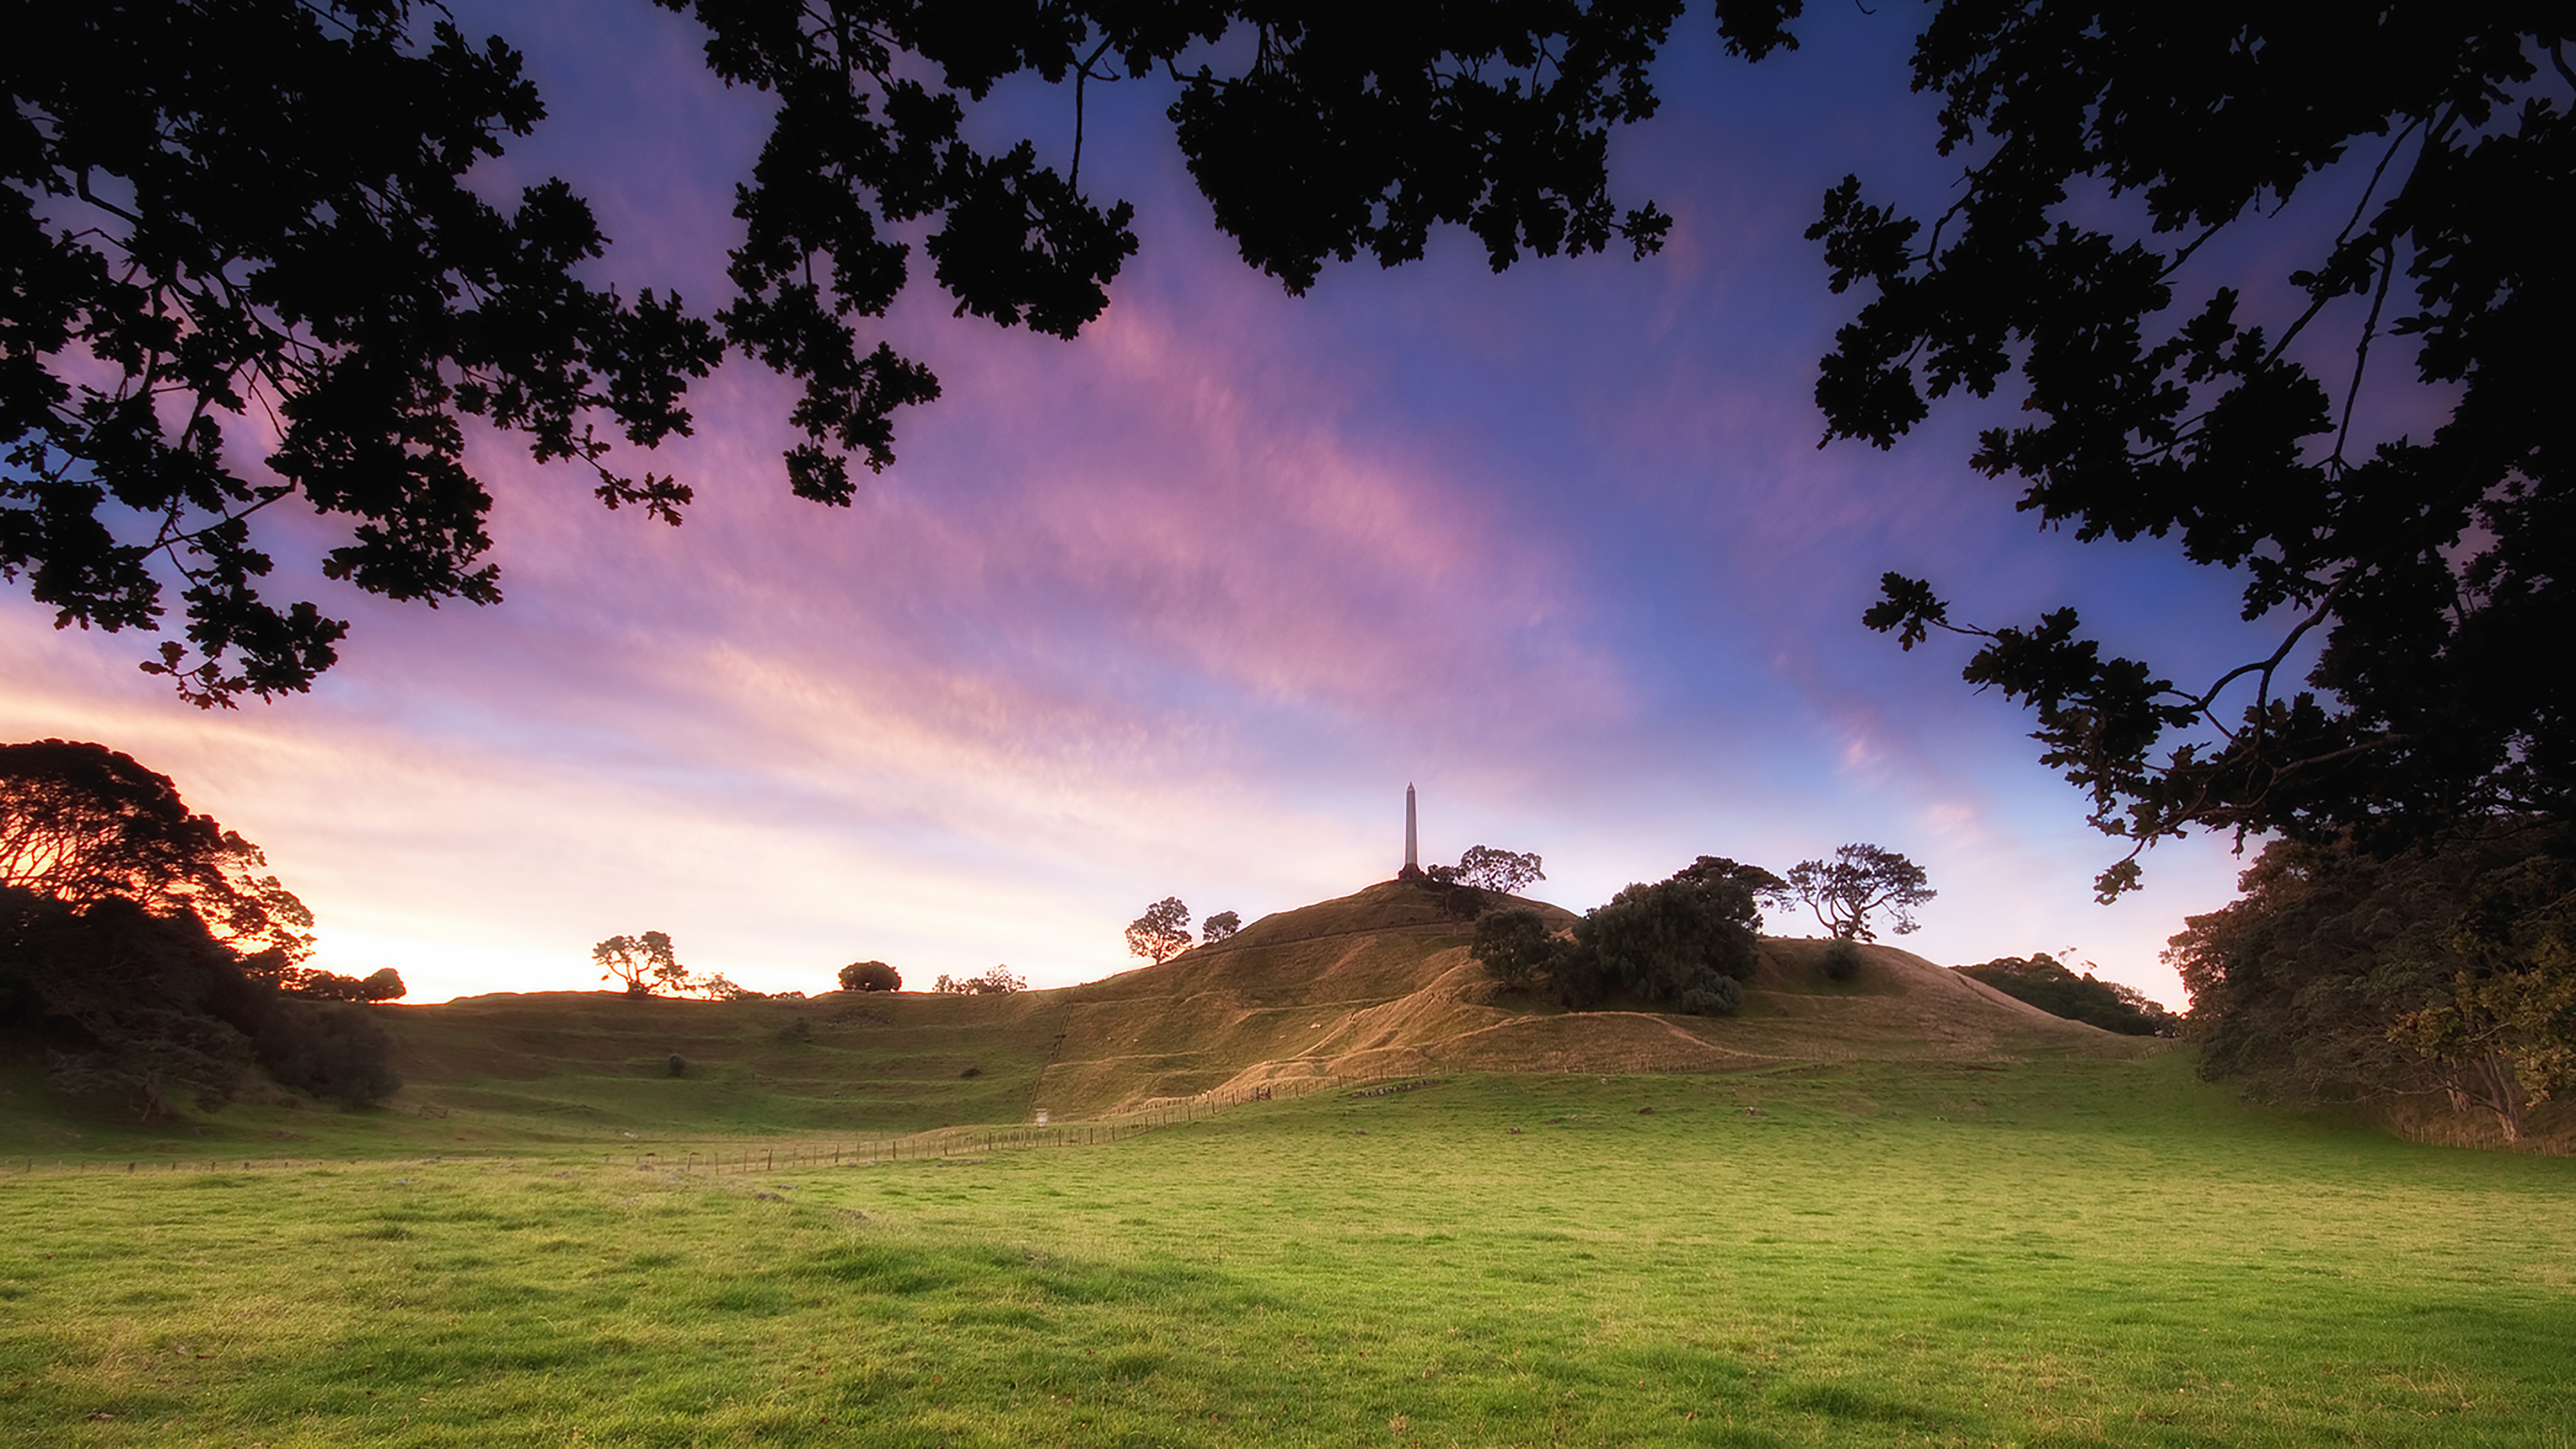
[[1776, 844, 1934, 941], [0, 739, 394, 1116], [1125, 896, 1192, 964]]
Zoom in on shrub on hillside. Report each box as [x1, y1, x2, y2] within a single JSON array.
[[1822, 937, 1862, 981], [1471, 909, 1563, 993]]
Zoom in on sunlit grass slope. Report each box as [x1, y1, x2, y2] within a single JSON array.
[[1039, 879, 2141, 1116], [5, 1056, 2571, 1448]]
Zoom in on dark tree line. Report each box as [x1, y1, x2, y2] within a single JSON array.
[[0, 739, 401, 1117], [2167, 825, 2575, 1143]]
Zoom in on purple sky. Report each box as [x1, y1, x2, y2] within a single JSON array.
[[3, 5, 2286, 1005]]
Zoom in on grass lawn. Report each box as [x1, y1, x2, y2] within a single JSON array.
[[2, 1053, 2571, 1447]]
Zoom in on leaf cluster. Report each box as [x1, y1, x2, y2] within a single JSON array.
[[5, 2, 721, 704], [930, 965, 1026, 994], [839, 958, 901, 992]]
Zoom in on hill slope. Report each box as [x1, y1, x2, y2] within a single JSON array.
[[196, 877, 2140, 1143], [1034, 878, 2143, 1116]]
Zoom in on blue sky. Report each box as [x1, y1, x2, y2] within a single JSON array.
[[2, 4, 2281, 1004]]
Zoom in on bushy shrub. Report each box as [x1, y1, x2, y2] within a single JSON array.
[[254, 999, 401, 1104], [1676, 976, 1744, 1016], [839, 960, 900, 992], [1471, 909, 1564, 992], [1822, 937, 1863, 981]]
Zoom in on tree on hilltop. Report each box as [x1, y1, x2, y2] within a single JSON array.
[[596, 931, 685, 997], [1126, 897, 1192, 964], [1201, 910, 1242, 944], [839, 960, 900, 992], [594, 930, 744, 999], [1776, 845, 1935, 941], [1454, 847, 1545, 895]]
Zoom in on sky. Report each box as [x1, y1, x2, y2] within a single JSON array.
[[2, 4, 2298, 1006]]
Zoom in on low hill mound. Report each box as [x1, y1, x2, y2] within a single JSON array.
[[1033, 879, 2144, 1117]]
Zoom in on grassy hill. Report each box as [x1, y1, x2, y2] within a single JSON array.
[[1039, 878, 2143, 1116], [0, 877, 2152, 1157]]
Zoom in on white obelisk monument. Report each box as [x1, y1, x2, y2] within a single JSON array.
[[1403, 782, 1420, 876]]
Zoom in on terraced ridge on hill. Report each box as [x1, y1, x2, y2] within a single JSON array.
[[1034, 878, 2145, 1117]]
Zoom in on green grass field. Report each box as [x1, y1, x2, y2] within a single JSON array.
[[4, 1054, 2572, 1448]]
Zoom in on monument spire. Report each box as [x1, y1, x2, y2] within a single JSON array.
[[1404, 782, 1419, 876]]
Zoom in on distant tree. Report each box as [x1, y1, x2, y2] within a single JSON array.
[[1956, 954, 2177, 1037], [1200, 910, 1242, 944], [1776, 845, 1935, 941], [1125, 897, 1193, 964], [595, 931, 685, 997], [1470, 909, 1565, 994], [1453, 847, 1545, 895], [839, 960, 901, 992], [970, 966, 1027, 994], [282, 966, 406, 1002], [929, 973, 968, 995]]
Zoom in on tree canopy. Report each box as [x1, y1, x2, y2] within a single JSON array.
[[0, 739, 395, 1116], [1839, 7, 2574, 894], [1452, 846, 1545, 895], [1955, 953, 2178, 1037], [1472, 856, 1765, 1015], [1125, 896, 1192, 964], [1774, 844, 1934, 941], [839, 959, 900, 992], [2165, 825, 2575, 1142], [8, 0, 1684, 705]]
